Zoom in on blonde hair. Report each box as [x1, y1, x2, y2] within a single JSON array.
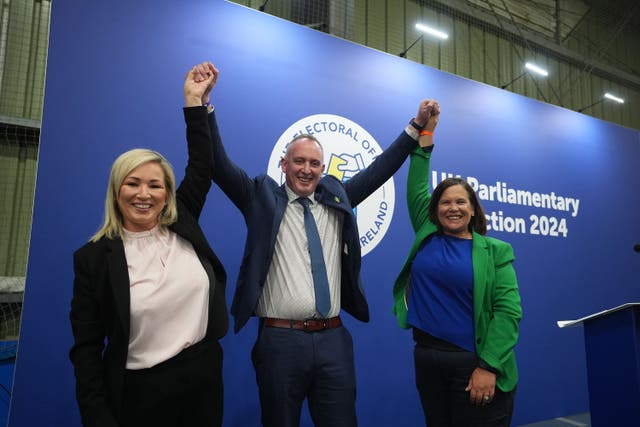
[[90, 149, 177, 242]]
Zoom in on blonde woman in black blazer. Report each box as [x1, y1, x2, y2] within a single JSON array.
[[69, 64, 227, 427]]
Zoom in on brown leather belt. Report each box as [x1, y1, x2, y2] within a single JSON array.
[[263, 316, 342, 332]]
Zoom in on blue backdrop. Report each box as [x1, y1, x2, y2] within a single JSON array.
[[8, 1, 640, 426]]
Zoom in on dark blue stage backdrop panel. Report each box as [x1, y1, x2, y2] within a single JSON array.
[[9, 1, 640, 426]]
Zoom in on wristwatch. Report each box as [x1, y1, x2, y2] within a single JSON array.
[[478, 359, 499, 375], [409, 118, 424, 131], [203, 102, 214, 113]]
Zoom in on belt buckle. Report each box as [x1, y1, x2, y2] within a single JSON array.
[[303, 319, 326, 332]]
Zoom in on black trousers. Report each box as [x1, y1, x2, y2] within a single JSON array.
[[413, 334, 515, 427], [121, 339, 223, 427]]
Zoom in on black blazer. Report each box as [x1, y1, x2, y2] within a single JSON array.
[[69, 107, 227, 427]]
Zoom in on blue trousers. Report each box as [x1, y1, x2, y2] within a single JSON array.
[[251, 324, 358, 427], [414, 344, 516, 427]]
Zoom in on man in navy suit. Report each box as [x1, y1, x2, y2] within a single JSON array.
[[194, 62, 434, 427]]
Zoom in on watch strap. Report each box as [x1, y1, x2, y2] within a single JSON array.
[[409, 118, 424, 131]]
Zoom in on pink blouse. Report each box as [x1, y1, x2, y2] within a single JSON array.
[[122, 225, 209, 369]]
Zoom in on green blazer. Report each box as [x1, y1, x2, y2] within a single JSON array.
[[392, 146, 522, 392]]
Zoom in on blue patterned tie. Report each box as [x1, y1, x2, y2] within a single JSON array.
[[297, 197, 331, 317]]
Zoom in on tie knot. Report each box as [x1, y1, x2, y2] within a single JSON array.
[[297, 197, 311, 208]]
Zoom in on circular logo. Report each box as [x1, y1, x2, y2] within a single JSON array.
[[267, 114, 395, 256]]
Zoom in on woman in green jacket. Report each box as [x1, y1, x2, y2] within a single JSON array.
[[392, 102, 522, 427]]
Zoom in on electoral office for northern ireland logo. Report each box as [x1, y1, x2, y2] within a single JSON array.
[[267, 114, 395, 256]]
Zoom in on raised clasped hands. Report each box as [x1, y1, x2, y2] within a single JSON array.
[[415, 99, 440, 132], [184, 61, 219, 107]]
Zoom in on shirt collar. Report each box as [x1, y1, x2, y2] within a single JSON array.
[[284, 184, 317, 205]]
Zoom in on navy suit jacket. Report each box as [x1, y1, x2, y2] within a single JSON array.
[[209, 112, 417, 333], [70, 108, 228, 427]]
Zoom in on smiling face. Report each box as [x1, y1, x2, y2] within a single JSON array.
[[117, 161, 167, 232], [436, 184, 474, 239], [281, 137, 325, 197]]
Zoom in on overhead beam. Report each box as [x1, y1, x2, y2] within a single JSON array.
[[414, 0, 640, 90]]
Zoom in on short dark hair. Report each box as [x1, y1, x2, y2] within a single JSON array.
[[427, 177, 487, 235]]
